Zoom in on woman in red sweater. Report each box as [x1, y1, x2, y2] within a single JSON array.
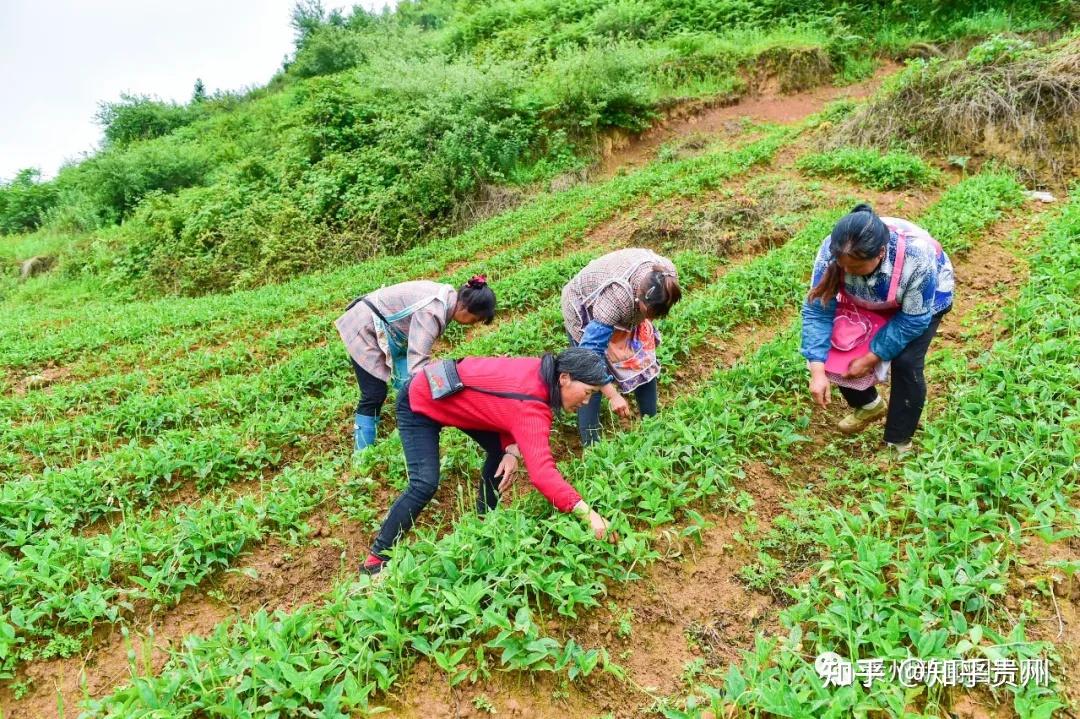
[[361, 348, 616, 575]]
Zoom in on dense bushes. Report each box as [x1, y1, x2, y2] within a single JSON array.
[[95, 94, 200, 146]]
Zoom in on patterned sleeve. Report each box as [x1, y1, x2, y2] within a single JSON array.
[[406, 301, 450, 375], [579, 320, 615, 357], [800, 236, 837, 363]]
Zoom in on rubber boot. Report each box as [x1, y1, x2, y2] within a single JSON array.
[[354, 413, 378, 451]]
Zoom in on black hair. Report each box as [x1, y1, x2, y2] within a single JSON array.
[[638, 265, 682, 318], [540, 348, 611, 413], [808, 203, 890, 303], [458, 275, 496, 324]]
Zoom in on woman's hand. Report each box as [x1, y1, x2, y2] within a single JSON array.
[[608, 394, 632, 419], [495, 448, 520, 493], [844, 352, 879, 379], [588, 511, 619, 543], [808, 362, 830, 408], [574, 501, 619, 543], [601, 382, 632, 420]]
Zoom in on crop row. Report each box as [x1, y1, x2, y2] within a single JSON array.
[[2, 249, 612, 464], [0, 250, 722, 674], [1, 132, 794, 536], [0, 244, 721, 551], [0, 454, 347, 681], [0, 174, 828, 681], [75, 171, 1024, 716]]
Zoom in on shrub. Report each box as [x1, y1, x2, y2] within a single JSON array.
[[0, 169, 60, 235], [96, 94, 199, 146], [70, 139, 213, 223]]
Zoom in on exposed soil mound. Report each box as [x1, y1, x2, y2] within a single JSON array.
[[747, 45, 835, 94], [630, 176, 818, 257], [826, 35, 1080, 183]]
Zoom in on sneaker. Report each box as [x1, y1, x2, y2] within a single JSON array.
[[359, 553, 385, 576], [886, 440, 913, 457], [837, 400, 887, 435]]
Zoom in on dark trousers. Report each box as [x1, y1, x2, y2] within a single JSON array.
[[838, 308, 948, 444], [370, 384, 502, 558], [577, 376, 658, 446], [351, 358, 389, 417]]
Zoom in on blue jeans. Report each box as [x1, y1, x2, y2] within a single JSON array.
[[370, 382, 503, 559], [578, 377, 658, 446]]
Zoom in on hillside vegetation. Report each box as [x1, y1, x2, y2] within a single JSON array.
[[0, 0, 1073, 297]]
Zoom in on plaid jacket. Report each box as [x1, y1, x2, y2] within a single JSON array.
[[335, 281, 457, 382], [560, 248, 678, 342]]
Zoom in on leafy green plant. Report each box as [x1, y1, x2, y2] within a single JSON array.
[[796, 147, 942, 189]]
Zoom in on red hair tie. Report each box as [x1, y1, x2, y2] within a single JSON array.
[[468, 274, 487, 288]]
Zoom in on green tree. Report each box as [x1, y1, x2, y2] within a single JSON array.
[[0, 168, 60, 235]]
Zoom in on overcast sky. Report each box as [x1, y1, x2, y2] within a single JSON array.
[[1, 0, 393, 182]]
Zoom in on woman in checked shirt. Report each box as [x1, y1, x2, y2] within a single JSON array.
[[561, 248, 682, 446], [335, 276, 496, 451]]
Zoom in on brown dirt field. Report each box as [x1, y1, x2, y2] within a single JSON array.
[[1016, 536, 1080, 716]]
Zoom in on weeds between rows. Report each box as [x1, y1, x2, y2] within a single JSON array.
[[68, 170, 1024, 717]]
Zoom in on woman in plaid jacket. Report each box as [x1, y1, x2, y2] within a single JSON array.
[[335, 276, 496, 451], [561, 248, 682, 446]]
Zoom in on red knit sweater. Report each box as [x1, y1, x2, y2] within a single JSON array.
[[407, 356, 582, 512]]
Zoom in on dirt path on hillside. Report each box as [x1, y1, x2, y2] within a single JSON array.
[[595, 63, 901, 180]]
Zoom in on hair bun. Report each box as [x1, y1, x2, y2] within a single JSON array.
[[851, 203, 875, 215], [467, 274, 487, 288]]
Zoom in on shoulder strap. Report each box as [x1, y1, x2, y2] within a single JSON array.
[[467, 386, 548, 404], [583, 275, 633, 308], [886, 232, 907, 305], [361, 297, 393, 326], [454, 358, 548, 405]]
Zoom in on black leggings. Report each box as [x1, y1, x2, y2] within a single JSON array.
[[838, 308, 949, 444], [351, 358, 389, 417]]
